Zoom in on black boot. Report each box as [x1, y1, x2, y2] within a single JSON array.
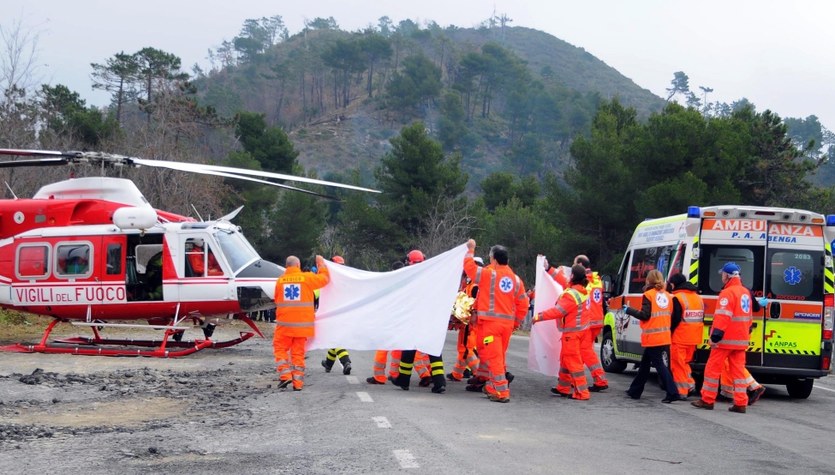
[[391, 374, 410, 391], [321, 359, 333, 373], [431, 374, 446, 394]]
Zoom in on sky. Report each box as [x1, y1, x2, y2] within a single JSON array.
[[4, 0, 835, 130]]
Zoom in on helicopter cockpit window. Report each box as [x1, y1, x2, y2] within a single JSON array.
[[17, 245, 49, 279], [215, 230, 258, 274], [55, 243, 92, 278], [184, 238, 223, 277]]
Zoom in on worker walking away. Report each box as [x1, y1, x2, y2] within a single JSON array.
[[692, 262, 754, 413], [463, 240, 529, 403], [668, 273, 705, 399], [624, 270, 682, 403], [532, 264, 591, 400], [391, 250, 446, 394], [274, 255, 330, 391], [321, 255, 353, 375]]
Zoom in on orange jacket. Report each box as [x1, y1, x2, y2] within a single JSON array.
[[711, 277, 753, 350], [585, 271, 604, 329], [274, 266, 330, 337], [540, 284, 589, 333], [639, 288, 672, 347], [671, 289, 704, 346], [464, 254, 529, 328]]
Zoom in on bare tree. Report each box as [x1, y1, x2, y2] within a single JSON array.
[[414, 197, 476, 258], [0, 16, 41, 94]]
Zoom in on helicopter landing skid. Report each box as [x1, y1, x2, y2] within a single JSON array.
[[0, 319, 257, 357]]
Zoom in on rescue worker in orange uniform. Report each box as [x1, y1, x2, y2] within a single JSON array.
[[667, 273, 705, 398], [448, 257, 482, 382], [273, 255, 330, 391], [391, 250, 446, 393], [692, 262, 753, 413], [367, 260, 406, 385], [463, 240, 529, 403], [544, 255, 608, 392], [533, 264, 591, 400], [624, 270, 682, 402], [321, 255, 352, 375], [718, 291, 767, 405], [186, 239, 223, 276]]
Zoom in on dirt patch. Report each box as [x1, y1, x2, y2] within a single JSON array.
[[6, 397, 187, 428]]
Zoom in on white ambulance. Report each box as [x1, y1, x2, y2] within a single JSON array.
[[601, 205, 835, 398]]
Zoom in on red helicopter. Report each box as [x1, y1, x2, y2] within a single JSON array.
[[0, 148, 378, 357]]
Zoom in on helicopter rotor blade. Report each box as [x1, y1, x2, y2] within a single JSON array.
[[0, 149, 378, 196], [130, 157, 379, 194], [168, 164, 342, 200]]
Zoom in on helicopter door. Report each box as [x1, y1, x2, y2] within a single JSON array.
[[93, 237, 127, 317]]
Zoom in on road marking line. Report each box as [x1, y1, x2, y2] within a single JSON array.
[[815, 385, 835, 393], [393, 449, 419, 468], [345, 375, 359, 384], [372, 416, 392, 428], [357, 391, 374, 402]]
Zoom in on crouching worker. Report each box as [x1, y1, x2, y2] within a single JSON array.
[[274, 255, 330, 391]]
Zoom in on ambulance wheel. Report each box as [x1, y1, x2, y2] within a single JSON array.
[[786, 379, 813, 399], [600, 328, 626, 373]]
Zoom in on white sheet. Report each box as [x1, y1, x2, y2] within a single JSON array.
[[527, 255, 564, 376], [307, 243, 469, 356]]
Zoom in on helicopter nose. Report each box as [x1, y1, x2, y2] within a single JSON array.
[[236, 259, 284, 312]]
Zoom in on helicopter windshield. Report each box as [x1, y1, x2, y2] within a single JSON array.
[[214, 228, 260, 273]]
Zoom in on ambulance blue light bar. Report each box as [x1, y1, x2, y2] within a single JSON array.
[[687, 206, 701, 218], [826, 215, 835, 227]]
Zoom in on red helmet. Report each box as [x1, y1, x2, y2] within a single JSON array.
[[332, 255, 345, 264], [407, 250, 425, 264]]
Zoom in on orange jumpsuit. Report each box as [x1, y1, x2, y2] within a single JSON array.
[[670, 286, 704, 397], [538, 284, 591, 400], [273, 265, 330, 390], [699, 277, 752, 406], [464, 253, 529, 401]]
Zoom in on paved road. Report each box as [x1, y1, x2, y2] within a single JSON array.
[[1, 324, 834, 474]]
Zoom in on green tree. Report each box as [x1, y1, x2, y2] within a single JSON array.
[[437, 91, 466, 151], [235, 111, 298, 172], [90, 51, 137, 125], [665, 71, 690, 102], [39, 84, 117, 146], [375, 121, 468, 244], [132, 47, 189, 124], [385, 54, 441, 113], [358, 33, 392, 98]]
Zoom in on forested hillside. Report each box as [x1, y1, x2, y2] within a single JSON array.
[[1, 14, 834, 281]]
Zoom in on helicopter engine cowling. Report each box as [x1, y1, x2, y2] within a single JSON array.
[[236, 259, 284, 312], [113, 206, 158, 230]]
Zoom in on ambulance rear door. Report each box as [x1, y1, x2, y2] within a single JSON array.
[[762, 223, 825, 373]]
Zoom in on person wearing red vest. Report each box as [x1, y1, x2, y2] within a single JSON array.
[[274, 255, 330, 391], [668, 273, 705, 398], [692, 262, 754, 413], [533, 264, 592, 400], [463, 239, 529, 403], [624, 270, 681, 402]]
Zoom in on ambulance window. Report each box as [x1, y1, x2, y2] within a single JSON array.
[[699, 245, 761, 296], [669, 242, 686, 279], [56, 243, 93, 278], [17, 245, 49, 279], [613, 252, 629, 296], [766, 250, 822, 301], [628, 245, 677, 294]]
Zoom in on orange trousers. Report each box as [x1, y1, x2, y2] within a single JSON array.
[[476, 320, 513, 398], [555, 331, 590, 399], [579, 327, 607, 387], [273, 332, 308, 390], [670, 343, 697, 396], [370, 350, 402, 383], [451, 325, 479, 380], [720, 362, 761, 398], [700, 347, 748, 406]]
